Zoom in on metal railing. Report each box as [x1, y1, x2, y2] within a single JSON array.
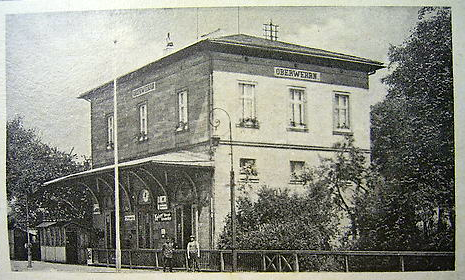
[[88, 248, 454, 272]]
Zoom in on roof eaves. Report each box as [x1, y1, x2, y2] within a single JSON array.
[[77, 39, 210, 100], [209, 39, 384, 69], [43, 152, 213, 186], [78, 81, 113, 100]]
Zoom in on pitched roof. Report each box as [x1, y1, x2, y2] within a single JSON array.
[[79, 33, 384, 99], [209, 34, 383, 68]]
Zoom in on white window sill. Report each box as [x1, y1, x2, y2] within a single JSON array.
[[287, 126, 308, 132], [333, 129, 353, 136], [239, 174, 259, 183]]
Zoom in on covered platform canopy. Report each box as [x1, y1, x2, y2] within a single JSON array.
[[43, 151, 213, 186], [41, 151, 215, 250]]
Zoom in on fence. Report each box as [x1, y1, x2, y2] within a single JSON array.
[[88, 248, 454, 272]]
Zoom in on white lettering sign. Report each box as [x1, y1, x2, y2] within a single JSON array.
[[124, 215, 136, 221], [132, 82, 156, 97], [157, 196, 168, 210], [154, 212, 172, 222], [274, 67, 321, 81]]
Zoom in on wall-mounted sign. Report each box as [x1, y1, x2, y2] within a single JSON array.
[[124, 215, 136, 221], [274, 67, 321, 81], [154, 212, 172, 222], [157, 195, 168, 210], [86, 248, 93, 265], [132, 82, 156, 98]]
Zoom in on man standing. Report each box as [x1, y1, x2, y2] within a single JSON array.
[[186, 235, 200, 272], [162, 237, 174, 272]]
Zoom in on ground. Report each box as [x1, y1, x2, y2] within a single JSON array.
[[9, 260, 161, 273]]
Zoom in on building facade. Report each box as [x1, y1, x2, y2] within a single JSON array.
[[44, 34, 383, 251]]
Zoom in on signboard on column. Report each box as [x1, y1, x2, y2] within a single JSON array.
[[157, 196, 168, 210]]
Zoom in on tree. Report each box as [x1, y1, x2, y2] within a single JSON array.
[[369, 7, 454, 251], [7, 117, 91, 230], [305, 136, 372, 241], [219, 186, 339, 251], [219, 136, 378, 251]]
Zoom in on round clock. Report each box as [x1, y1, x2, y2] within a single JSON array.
[[140, 189, 150, 203]]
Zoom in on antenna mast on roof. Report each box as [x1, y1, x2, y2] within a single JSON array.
[[263, 19, 279, 41]]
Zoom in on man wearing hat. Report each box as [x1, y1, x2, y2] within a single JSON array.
[[162, 236, 175, 272], [186, 235, 200, 272]]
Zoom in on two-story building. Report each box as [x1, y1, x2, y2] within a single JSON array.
[[44, 34, 383, 252]]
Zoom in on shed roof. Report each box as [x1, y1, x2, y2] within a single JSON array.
[[36, 221, 89, 229]]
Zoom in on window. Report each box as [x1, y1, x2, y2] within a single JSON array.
[[106, 115, 114, 150], [239, 158, 259, 183], [289, 88, 307, 130], [238, 82, 258, 128], [138, 103, 148, 141], [177, 90, 188, 131], [334, 93, 350, 131], [290, 161, 305, 184]]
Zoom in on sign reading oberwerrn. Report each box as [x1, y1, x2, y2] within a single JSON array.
[[274, 67, 321, 81]]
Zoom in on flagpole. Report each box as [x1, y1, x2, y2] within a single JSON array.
[[113, 39, 122, 271]]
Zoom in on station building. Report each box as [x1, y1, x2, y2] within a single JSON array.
[[44, 34, 384, 253]]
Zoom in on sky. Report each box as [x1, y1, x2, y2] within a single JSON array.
[[5, 6, 421, 158]]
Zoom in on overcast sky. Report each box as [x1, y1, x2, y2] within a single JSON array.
[[5, 6, 421, 158]]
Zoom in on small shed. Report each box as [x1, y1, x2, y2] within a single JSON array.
[[37, 221, 90, 264]]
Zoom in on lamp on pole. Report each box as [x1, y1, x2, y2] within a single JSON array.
[[209, 107, 237, 272]]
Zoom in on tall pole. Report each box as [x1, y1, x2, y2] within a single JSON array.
[[209, 108, 236, 272], [113, 40, 122, 271], [25, 192, 32, 268], [196, 8, 199, 40], [228, 118, 237, 272], [237, 6, 240, 34]]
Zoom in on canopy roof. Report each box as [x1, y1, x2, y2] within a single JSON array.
[[43, 151, 213, 186]]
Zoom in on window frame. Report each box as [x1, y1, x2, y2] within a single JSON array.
[[288, 86, 308, 132], [237, 81, 259, 128], [176, 90, 189, 131], [290, 160, 306, 184], [106, 114, 114, 150], [333, 91, 352, 135], [239, 158, 259, 183], [138, 102, 148, 141]]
